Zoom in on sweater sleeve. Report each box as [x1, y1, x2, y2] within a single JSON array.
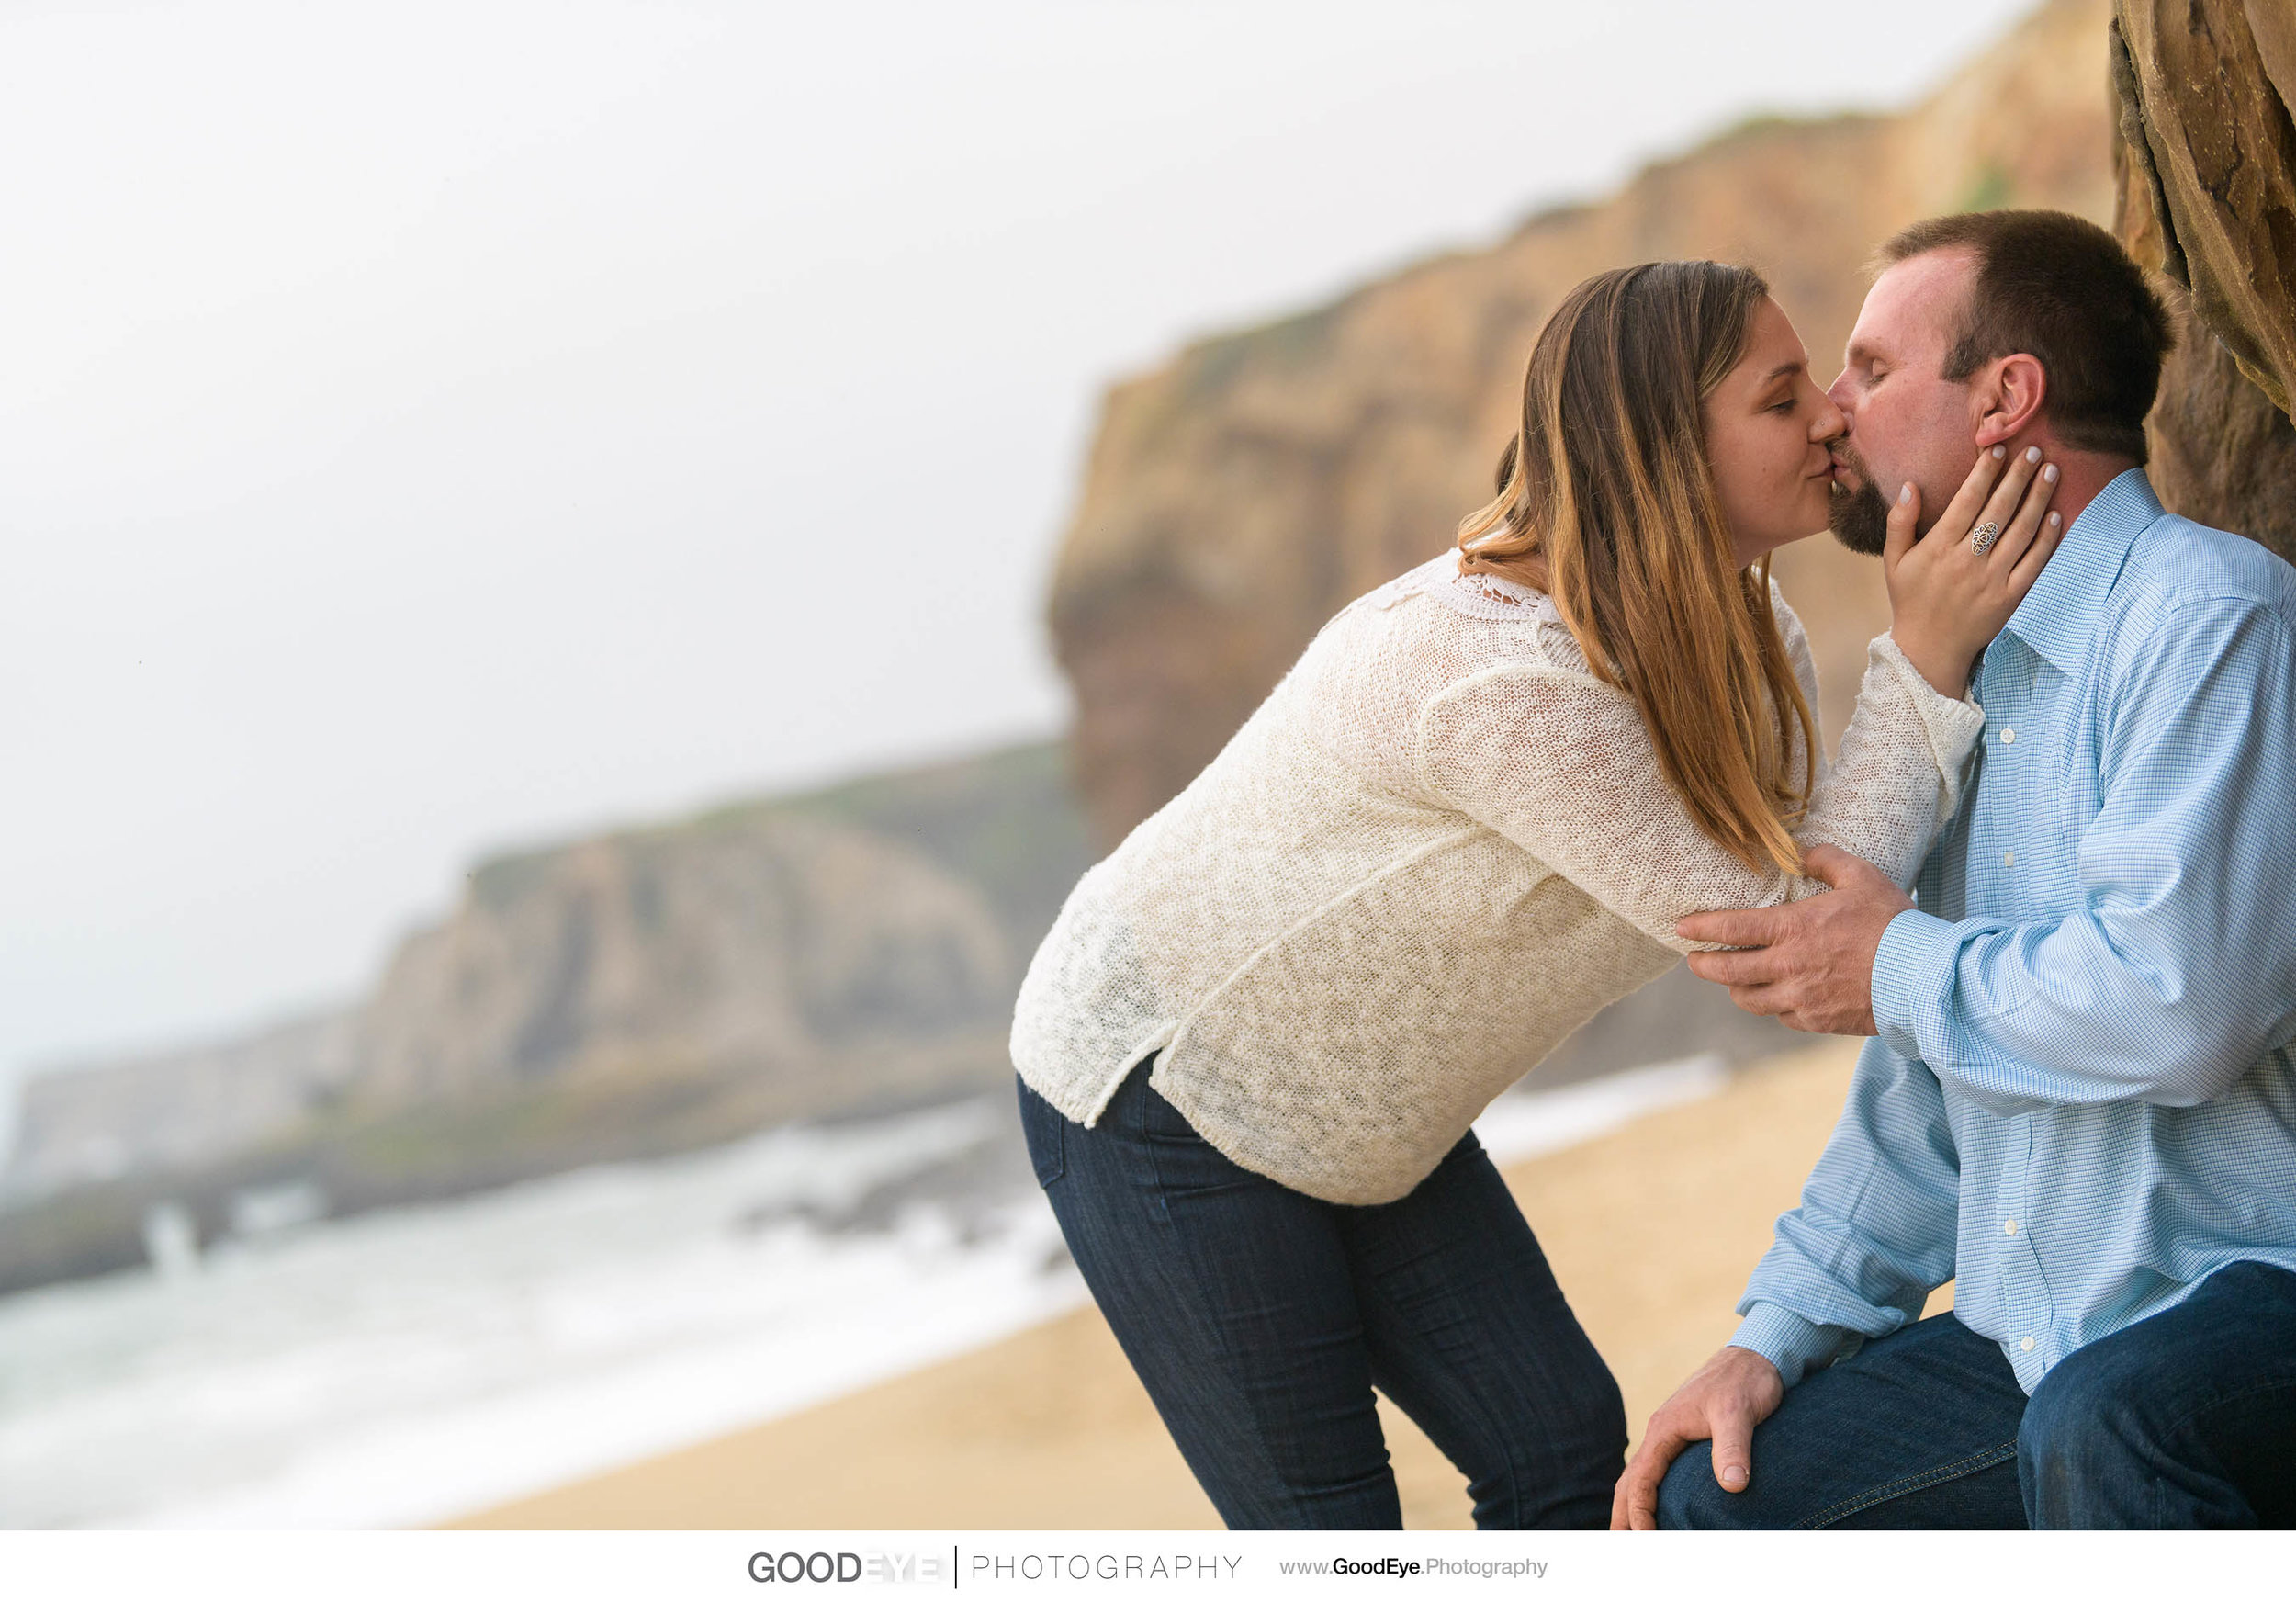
[[1417, 608, 1986, 954]]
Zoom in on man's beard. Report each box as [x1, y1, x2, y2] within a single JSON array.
[[1827, 443, 1892, 556]]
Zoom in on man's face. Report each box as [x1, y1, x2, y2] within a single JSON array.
[[1825, 249, 1983, 554]]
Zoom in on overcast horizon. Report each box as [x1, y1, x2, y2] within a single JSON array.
[[1, 0, 2023, 1115]]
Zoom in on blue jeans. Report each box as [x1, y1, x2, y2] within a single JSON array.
[[1659, 1261, 2296, 1529], [1019, 1060, 1624, 1529]]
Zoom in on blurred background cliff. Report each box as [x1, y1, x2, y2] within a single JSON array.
[[3, 0, 2290, 1529]]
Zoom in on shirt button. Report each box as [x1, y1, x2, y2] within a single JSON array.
[[2002, 851, 2015, 867], [2003, 1219, 2018, 1235], [2021, 1337, 2035, 1352], [2000, 728, 2017, 744]]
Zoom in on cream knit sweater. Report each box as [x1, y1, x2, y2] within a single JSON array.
[[1012, 553, 1985, 1204]]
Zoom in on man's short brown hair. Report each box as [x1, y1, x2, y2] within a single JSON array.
[[1876, 209, 2174, 461]]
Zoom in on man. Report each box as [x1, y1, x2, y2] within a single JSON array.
[[1614, 209, 2296, 1529]]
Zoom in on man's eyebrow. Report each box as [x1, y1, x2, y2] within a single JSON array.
[[1844, 339, 1884, 366]]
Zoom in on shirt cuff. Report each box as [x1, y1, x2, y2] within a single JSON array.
[[1872, 907, 1960, 1061], [1728, 1303, 1850, 1391]]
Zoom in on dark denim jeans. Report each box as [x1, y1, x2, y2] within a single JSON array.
[[1019, 1060, 1624, 1530], [1659, 1260, 2296, 1529]]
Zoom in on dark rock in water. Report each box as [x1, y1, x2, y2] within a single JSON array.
[[732, 1097, 1036, 1244]]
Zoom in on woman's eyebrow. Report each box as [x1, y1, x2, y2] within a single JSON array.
[[1761, 359, 1804, 384]]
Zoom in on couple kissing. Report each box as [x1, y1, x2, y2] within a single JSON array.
[[1011, 209, 2296, 1531]]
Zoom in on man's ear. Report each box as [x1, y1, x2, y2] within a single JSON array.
[[1971, 354, 2047, 449]]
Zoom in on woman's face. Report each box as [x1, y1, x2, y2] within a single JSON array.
[[1703, 296, 1847, 569]]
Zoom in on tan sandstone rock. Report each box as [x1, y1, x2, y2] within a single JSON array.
[[1051, 1, 2117, 848], [2112, 0, 2296, 562]]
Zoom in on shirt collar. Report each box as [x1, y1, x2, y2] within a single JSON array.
[[1998, 467, 2164, 674]]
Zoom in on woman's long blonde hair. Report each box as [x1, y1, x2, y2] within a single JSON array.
[[1457, 261, 1816, 875]]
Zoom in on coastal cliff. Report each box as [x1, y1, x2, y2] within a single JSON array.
[[7, 0, 2188, 1297], [10, 807, 1019, 1200], [0, 746, 1092, 1290], [1051, 0, 2118, 848]]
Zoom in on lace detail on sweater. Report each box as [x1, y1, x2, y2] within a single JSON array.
[[1367, 553, 1560, 623]]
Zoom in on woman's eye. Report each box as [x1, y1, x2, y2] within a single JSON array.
[[1768, 398, 1796, 414]]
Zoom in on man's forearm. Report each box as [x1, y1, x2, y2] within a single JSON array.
[[1873, 906, 2284, 1113], [1730, 1040, 1958, 1384]]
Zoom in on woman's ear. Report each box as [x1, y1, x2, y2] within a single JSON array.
[[1971, 353, 2048, 448]]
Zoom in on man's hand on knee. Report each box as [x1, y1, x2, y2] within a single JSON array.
[[1611, 1346, 1784, 1529]]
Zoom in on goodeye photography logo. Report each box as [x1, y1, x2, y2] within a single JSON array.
[[748, 1550, 945, 1585]]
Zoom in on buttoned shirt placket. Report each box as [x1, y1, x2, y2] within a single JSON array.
[[1728, 468, 2296, 1396], [1962, 641, 2056, 1388]]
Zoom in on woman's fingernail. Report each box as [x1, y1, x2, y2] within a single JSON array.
[[1722, 1466, 1748, 1489], [2043, 463, 2059, 482], [1899, 482, 1913, 503], [1993, 445, 2008, 459], [2048, 512, 2061, 527], [2025, 446, 2042, 463]]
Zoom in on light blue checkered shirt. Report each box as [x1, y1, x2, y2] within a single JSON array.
[[1732, 469, 2296, 1394]]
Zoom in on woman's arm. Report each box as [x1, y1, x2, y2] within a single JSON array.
[[1420, 446, 2065, 952], [1417, 635, 1982, 953]]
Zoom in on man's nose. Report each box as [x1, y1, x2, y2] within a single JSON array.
[[1810, 385, 1848, 444], [1824, 370, 1855, 418]]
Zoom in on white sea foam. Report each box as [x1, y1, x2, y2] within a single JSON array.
[[0, 1060, 1727, 1529], [1471, 1054, 1729, 1165]]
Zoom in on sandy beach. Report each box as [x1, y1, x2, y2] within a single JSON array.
[[456, 1039, 1944, 1530]]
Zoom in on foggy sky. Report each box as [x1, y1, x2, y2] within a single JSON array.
[[0, 0, 2020, 1119]]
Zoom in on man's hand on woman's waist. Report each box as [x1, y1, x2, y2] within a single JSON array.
[[1675, 844, 1913, 1035]]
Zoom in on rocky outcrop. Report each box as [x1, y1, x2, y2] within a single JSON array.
[[1052, 0, 2119, 848], [6, 1011, 360, 1196], [350, 812, 1009, 1108], [3, 743, 1089, 1202], [2111, 0, 2296, 561]]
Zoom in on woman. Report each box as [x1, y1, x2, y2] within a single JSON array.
[[1009, 261, 2061, 1529]]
